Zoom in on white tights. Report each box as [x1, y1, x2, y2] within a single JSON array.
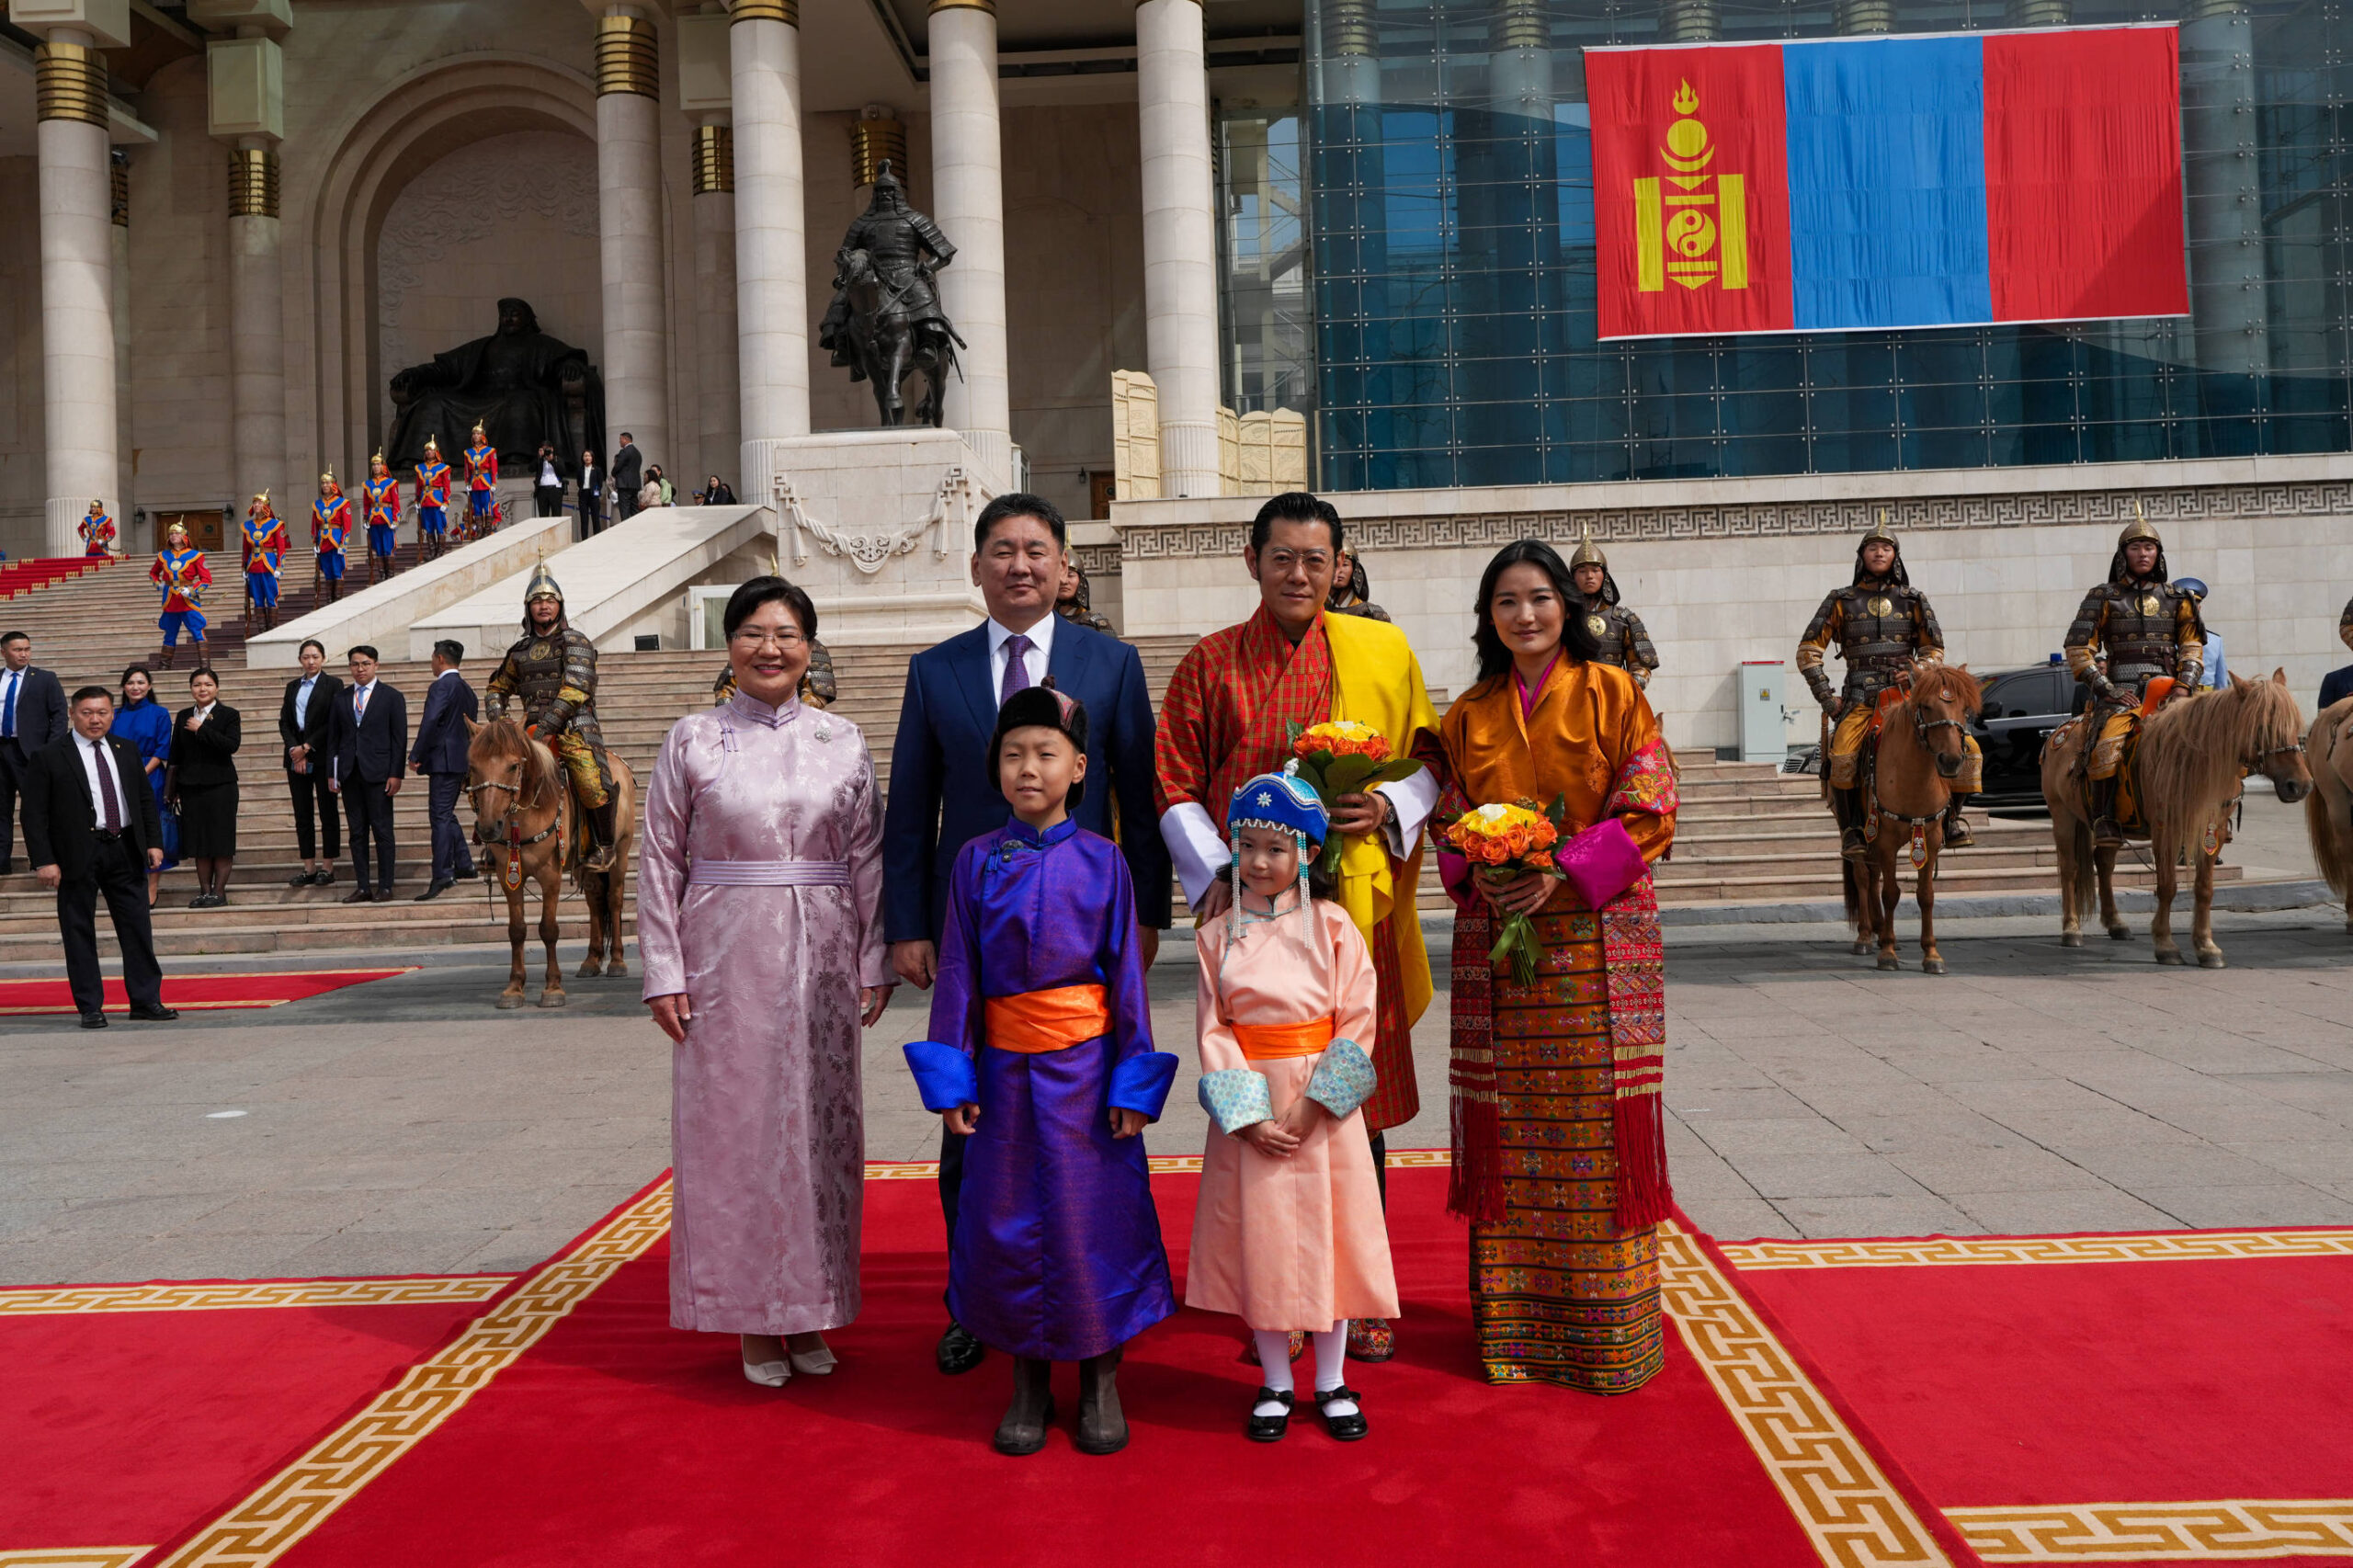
[[1251, 1324, 1355, 1419]]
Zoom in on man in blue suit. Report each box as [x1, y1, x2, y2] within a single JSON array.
[[409, 638, 480, 900], [882, 491, 1171, 1377]]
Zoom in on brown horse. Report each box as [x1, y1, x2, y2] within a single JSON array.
[[2301, 696, 2353, 936], [2042, 671, 2311, 967], [1841, 665, 1982, 974], [463, 717, 638, 1007]]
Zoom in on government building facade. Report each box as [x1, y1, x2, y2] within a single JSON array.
[[2, 0, 2346, 748]]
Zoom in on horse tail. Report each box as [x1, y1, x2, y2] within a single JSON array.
[[2307, 784, 2347, 901]]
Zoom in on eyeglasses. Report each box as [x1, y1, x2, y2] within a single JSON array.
[[731, 629, 808, 651]]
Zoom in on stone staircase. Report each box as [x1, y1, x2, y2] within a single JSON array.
[[0, 561, 2222, 961]]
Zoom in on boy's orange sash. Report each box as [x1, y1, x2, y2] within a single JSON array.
[[1233, 1016, 1336, 1061], [984, 984, 1110, 1052]]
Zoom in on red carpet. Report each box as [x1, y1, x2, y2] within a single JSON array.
[[0, 1274, 512, 1561], [139, 1165, 1959, 1568], [1720, 1230, 2353, 1564], [0, 555, 106, 598], [0, 968, 416, 1016]]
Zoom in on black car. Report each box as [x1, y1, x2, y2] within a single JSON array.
[[1779, 662, 2086, 809], [1969, 662, 2088, 808]]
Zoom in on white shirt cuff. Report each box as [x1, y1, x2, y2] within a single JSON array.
[[1160, 801, 1227, 909], [1374, 767, 1440, 859]]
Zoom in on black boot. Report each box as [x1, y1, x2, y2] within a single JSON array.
[[1941, 795, 1974, 849], [585, 801, 620, 870], [993, 1358, 1054, 1457], [1074, 1348, 1129, 1456], [2089, 777, 2124, 847], [1835, 787, 1870, 861]]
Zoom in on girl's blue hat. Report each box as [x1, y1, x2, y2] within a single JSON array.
[[1227, 765, 1328, 847]]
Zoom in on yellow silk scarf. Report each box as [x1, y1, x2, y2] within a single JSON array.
[[1324, 611, 1440, 1030]]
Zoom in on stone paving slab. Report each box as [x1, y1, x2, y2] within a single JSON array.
[[3, 902, 2352, 1281]]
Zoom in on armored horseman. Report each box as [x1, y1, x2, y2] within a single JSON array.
[[1797, 520, 1979, 858], [816, 161, 962, 425], [1568, 528, 1658, 687], [2065, 513, 2205, 848], [485, 563, 621, 870]]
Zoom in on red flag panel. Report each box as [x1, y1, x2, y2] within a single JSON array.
[[1589, 44, 1795, 339], [1984, 27, 2188, 324]]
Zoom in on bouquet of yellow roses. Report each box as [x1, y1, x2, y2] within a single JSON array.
[[1435, 797, 1569, 986], [1283, 720, 1426, 875]]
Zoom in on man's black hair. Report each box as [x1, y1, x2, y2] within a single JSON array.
[[974, 492, 1068, 551], [1250, 492, 1345, 554]]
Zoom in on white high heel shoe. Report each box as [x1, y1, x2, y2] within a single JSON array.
[[742, 1357, 792, 1387], [788, 1341, 837, 1376]]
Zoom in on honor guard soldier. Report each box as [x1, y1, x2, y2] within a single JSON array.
[[1325, 543, 1392, 622], [1568, 528, 1658, 687], [486, 562, 621, 869], [2065, 513, 2204, 848], [78, 499, 116, 557], [1797, 520, 1979, 858]]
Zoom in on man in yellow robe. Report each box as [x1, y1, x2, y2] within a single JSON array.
[[1154, 493, 1438, 1360]]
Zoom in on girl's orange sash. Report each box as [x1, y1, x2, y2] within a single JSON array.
[[1231, 1016, 1336, 1061], [983, 984, 1110, 1053]]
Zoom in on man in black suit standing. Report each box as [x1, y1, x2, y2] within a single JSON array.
[[0, 629, 71, 874], [23, 686, 176, 1028], [577, 449, 606, 539], [327, 645, 407, 903], [409, 638, 479, 901], [278, 637, 344, 888], [612, 432, 643, 523]]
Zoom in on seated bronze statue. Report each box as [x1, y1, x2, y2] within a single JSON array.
[[386, 297, 605, 478]]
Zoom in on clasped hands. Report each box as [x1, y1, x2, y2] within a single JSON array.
[[1238, 1095, 1326, 1159]]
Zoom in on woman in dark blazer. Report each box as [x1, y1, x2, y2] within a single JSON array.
[[165, 666, 242, 908]]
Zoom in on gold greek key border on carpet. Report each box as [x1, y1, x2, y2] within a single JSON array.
[[1948, 1500, 2353, 1561], [1657, 1221, 1953, 1568], [0, 1276, 513, 1316], [1720, 1231, 2353, 1271], [153, 1183, 674, 1568], [0, 1551, 153, 1568]]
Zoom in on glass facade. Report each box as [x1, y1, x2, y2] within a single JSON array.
[[1278, 0, 2353, 490]]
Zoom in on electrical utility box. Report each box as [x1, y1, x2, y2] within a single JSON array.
[[1738, 660, 1789, 765]]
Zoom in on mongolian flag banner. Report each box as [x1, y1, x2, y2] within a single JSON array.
[[1587, 25, 2188, 340]]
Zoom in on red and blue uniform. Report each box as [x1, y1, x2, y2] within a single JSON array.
[[78, 509, 115, 557], [152, 540, 210, 644], [416, 451, 452, 538], [313, 489, 353, 581], [364, 471, 401, 557], [243, 505, 287, 609], [464, 437, 497, 527]]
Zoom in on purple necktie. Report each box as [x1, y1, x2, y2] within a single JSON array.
[[93, 741, 121, 833], [1000, 633, 1033, 706]]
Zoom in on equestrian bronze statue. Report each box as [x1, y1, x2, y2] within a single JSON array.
[[817, 161, 965, 428]]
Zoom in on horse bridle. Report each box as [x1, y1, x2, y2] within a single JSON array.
[[468, 766, 559, 847]]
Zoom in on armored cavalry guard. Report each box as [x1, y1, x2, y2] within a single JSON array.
[[1796, 520, 1978, 858], [2064, 513, 2205, 847], [1568, 528, 1658, 687], [485, 562, 622, 869]]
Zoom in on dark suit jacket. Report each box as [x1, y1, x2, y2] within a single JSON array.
[[579, 466, 605, 509], [2322, 665, 2353, 713], [0, 665, 68, 754], [411, 671, 478, 775], [330, 680, 409, 786], [881, 618, 1171, 946], [612, 444, 642, 495], [22, 731, 160, 881], [167, 703, 241, 789], [278, 671, 345, 772]]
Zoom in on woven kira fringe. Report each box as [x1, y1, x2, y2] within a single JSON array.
[[1612, 1091, 1672, 1229]]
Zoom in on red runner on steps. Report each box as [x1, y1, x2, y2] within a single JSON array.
[[0, 968, 415, 1016]]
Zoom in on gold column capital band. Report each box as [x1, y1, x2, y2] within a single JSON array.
[[35, 40, 107, 127], [1321, 0, 1375, 57], [933, 0, 996, 12], [693, 123, 733, 194], [849, 117, 906, 188], [227, 145, 279, 219], [730, 0, 798, 23], [595, 13, 658, 97]]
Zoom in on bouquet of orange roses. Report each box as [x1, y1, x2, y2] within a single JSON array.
[[1284, 720, 1426, 875], [1435, 797, 1569, 986]]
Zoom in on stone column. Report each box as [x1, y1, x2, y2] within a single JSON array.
[[34, 30, 120, 557], [730, 0, 807, 503], [928, 0, 1012, 485], [227, 140, 284, 512], [595, 6, 672, 481], [692, 119, 743, 489], [1136, 0, 1221, 498], [111, 149, 132, 538]]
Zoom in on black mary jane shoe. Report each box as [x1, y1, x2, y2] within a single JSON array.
[[1245, 1387, 1293, 1443], [1313, 1386, 1369, 1442]]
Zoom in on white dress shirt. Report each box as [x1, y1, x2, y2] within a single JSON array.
[[986, 613, 1056, 698], [76, 732, 129, 827], [540, 458, 560, 487]]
